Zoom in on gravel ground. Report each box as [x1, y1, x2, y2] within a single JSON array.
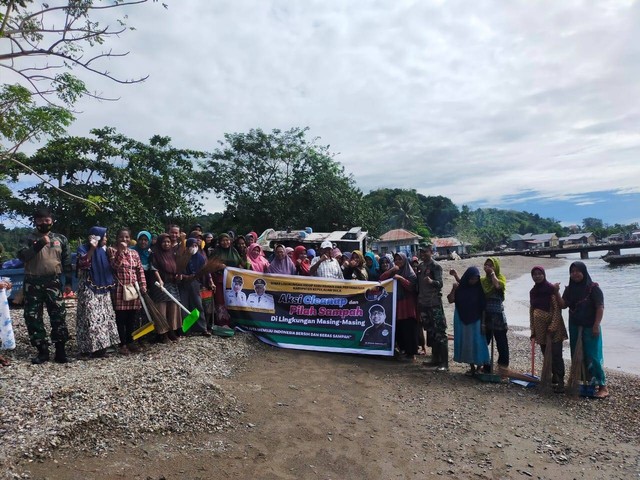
[[0, 301, 257, 478], [2, 256, 639, 479]]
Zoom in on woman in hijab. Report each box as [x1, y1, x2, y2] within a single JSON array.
[[150, 233, 180, 342], [76, 226, 120, 358], [292, 246, 311, 276], [306, 248, 316, 262], [108, 228, 147, 354], [267, 244, 297, 275], [248, 242, 270, 273], [178, 237, 211, 336], [448, 267, 489, 375], [133, 231, 153, 288], [380, 252, 418, 361], [211, 233, 246, 327], [530, 266, 568, 391], [364, 252, 380, 281], [557, 261, 608, 398], [285, 246, 295, 261], [203, 233, 216, 258], [480, 257, 509, 372], [343, 250, 368, 281], [234, 235, 252, 269], [378, 254, 393, 276]]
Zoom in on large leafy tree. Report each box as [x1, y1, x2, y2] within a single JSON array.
[[203, 127, 369, 234], [9, 127, 208, 239], [1, 0, 163, 216]]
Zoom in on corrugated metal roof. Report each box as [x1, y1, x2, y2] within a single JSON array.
[[432, 237, 462, 247], [379, 229, 423, 241]]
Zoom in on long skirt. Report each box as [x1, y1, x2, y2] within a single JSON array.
[[569, 322, 606, 386], [453, 309, 490, 365], [75, 281, 120, 354]]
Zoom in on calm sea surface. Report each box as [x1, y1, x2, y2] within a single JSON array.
[[504, 248, 640, 376]]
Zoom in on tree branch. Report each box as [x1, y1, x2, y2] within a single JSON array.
[[3, 155, 102, 211]]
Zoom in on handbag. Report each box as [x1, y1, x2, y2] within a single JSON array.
[[122, 283, 139, 301]]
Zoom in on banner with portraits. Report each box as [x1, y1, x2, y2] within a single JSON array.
[[223, 267, 397, 356]]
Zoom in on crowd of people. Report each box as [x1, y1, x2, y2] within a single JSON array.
[[0, 208, 609, 398]]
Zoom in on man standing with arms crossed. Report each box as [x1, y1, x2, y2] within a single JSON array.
[[416, 242, 448, 371], [18, 208, 73, 364]]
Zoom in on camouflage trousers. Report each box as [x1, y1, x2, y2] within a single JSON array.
[[419, 304, 448, 346], [23, 275, 68, 347]]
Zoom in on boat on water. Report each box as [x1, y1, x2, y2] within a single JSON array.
[[601, 252, 640, 265]]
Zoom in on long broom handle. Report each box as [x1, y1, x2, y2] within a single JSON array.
[[134, 282, 153, 323], [531, 338, 535, 376], [155, 281, 191, 315]]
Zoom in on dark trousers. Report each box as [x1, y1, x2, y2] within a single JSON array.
[[23, 275, 68, 347], [541, 341, 565, 381], [485, 328, 509, 367], [396, 318, 419, 356], [115, 309, 137, 345], [179, 279, 207, 333]]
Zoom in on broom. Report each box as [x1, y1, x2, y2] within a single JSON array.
[[539, 333, 554, 394], [567, 326, 584, 396], [132, 282, 171, 339], [195, 256, 227, 281], [175, 243, 192, 277]]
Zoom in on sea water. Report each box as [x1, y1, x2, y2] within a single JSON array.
[[504, 248, 640, 376]]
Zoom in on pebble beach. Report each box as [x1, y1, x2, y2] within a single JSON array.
[[1, 255, 639, 479]]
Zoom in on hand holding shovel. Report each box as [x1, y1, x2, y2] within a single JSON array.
[[155, 281, 200, 333]]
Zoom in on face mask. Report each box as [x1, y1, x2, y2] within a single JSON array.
[[189, 246, 198, 255], [36, 224, 52, 233]]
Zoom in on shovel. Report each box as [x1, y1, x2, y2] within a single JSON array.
[[155, 282, 200, 333], [132, 282, 155, 340]]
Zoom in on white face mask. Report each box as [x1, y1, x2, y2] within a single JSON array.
[[189, 246, 199, 255]]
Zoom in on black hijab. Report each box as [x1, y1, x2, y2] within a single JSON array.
[[454, 266, 485, 324]]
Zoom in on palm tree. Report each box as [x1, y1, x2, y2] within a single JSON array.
[[390, 195, 422, 230]]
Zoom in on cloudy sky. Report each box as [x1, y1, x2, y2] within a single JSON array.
[[15, 0, 640, 227]]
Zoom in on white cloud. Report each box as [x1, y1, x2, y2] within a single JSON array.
[[21, 0, 640, 217]]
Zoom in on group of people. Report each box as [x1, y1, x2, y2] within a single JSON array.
[[448, 259, 608, 398], [2, 208, 609, 399]]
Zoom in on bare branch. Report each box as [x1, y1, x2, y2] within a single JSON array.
[[3, 155, 103, 211]]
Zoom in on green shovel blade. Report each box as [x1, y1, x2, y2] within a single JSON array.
[[182, 309, 200, 333]]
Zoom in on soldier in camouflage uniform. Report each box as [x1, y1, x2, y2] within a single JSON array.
[[17, 208, 73, 364], [417, 242, 449, 371]]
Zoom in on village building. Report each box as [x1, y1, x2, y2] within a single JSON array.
[[559, 232, 596, 247], [431, 237, 470, 258], [372, 229, 423, 257], [509, 233, 559, 250]]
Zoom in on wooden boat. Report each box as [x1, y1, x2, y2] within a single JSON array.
[[601, 252, 640, 265]]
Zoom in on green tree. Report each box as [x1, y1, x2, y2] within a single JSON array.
[[10, 128, 208, 239], [1, 0, 164, 214], [416, 194, 459, 236], [203, 127, 368, 233], [389, 194, 422, 230]]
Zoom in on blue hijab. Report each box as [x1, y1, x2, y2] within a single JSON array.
[[365, 252, 379, 281], [78, 226, 114, 293], [133, 230, 152, 269]]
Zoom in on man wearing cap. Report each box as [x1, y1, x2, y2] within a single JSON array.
[[247, 278, 274, 310], [17, 207, 73, 364], [359, 304, 392, 348], [417, 242, 449, 371], [226, 275, 247, 307], [310, 240, 344, 279]]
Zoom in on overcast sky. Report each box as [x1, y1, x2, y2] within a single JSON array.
[[13, 0, 640, 227]]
